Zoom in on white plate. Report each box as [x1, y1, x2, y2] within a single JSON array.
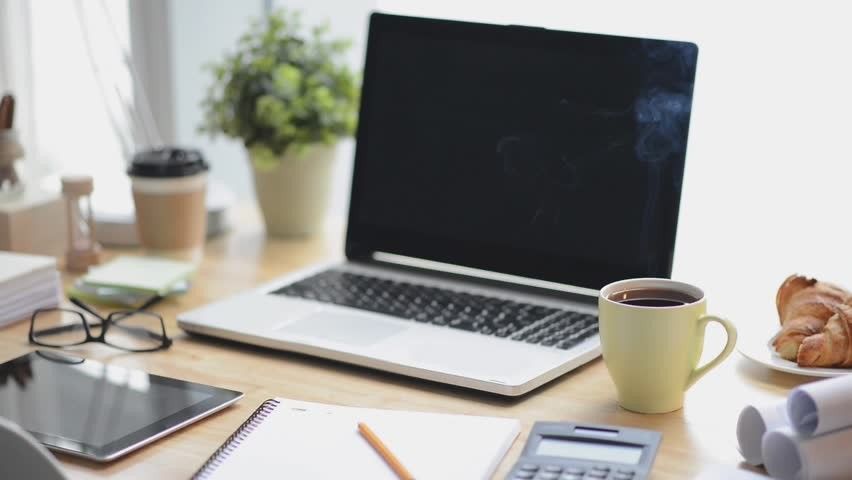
[[737, 327, 852, 377]]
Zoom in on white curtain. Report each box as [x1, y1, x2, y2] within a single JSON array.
[[0, 0, 133, 185]]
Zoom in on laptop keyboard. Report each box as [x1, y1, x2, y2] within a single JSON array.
[[271, 270, 598, 350]]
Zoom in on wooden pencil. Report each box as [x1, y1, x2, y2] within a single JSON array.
[[357, 422, 415, 480]]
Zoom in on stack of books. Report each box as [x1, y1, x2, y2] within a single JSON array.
[[0, 251, 61, 327]]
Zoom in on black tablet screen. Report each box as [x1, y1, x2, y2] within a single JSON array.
[[0, 351, 240, 458]]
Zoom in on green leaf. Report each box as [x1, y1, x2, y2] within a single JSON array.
[[273, 64, 302, 97], [248, 144, 280, 171]]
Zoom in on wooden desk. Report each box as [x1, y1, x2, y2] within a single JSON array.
[[0, 220, 810, 479]]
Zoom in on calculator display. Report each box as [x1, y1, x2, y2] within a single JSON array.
[[536, 437, 643, 464]]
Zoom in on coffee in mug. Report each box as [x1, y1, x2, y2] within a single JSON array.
[[608, 288, 698, 307], [128, 148, 209, 263], [598, 278, 737, 414]]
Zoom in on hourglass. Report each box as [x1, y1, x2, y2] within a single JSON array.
[[62, 176, 102, 272]]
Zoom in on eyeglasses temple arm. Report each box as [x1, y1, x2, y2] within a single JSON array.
[[138, 295, 165, 311], [69, 297, 108, 323]]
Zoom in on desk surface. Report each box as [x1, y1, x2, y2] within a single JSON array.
[[0, 219, 811, 479]]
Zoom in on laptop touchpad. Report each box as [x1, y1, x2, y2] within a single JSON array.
[[276, 312, 407, 347]]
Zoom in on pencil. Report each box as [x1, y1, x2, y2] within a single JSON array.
[[358, 422, 415, 480], [0, 95, 10, 129], [6, 95, 13, 129]]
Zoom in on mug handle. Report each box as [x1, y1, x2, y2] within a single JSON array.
[[686, 315, 738, 389]]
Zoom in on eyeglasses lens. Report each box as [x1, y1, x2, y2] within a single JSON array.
[[103, 312, 167, 350], [32, 309, 88, 346]]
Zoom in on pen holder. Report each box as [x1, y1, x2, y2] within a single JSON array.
[[0, 129, 25, 201]]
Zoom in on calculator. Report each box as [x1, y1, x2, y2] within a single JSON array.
[[506, 422, 662, 480]]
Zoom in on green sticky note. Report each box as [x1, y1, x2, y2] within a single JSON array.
[[81, 256, 196, 296]]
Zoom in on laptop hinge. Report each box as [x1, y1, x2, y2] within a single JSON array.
[[350, 252, 599, 306]]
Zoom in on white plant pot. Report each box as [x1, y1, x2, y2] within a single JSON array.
[[252, 143, 337, 237]]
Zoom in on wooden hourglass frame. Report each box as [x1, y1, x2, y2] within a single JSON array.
[[61, 176, 102, 272]]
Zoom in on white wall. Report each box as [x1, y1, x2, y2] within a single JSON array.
[[375, 1, 852, 325], [170, 0, 265, 199]]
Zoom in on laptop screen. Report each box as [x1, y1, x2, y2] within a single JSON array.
[[346, 13, 698, 290]]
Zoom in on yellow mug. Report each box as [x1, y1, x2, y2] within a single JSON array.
[[598, 278, 737, 414]]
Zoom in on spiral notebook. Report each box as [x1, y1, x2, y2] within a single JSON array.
[[193, 398, 520, 479]]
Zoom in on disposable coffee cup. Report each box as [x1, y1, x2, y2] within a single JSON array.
[[128, 148, 209, 263]]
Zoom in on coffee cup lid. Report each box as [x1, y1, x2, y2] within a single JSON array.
[[128, 147, 209, 178]]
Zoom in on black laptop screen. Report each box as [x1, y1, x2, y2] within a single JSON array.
[[346, 13, 698, 290]]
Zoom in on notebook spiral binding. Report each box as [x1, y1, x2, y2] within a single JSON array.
[[192, 399, 281, 479]]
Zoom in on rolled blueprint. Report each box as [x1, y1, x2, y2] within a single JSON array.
[[763, 425, 852, 480], [788, 374, 852, 436], [736, 401, 789, 466]]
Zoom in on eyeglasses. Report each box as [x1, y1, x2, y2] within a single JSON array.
[[29, 297, 172, 352]]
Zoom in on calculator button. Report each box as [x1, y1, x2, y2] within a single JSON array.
[[614, 474, 633, 480], [536, 473, 560, 480], [593, 466, 611, 472], [513, 471, 535, 479], [565, 467, 585, 475], [544, 465, 563, 473], [520, 464, 540, 472], [616, 469, 634, 475], [560, 475, 583, 480], [584, 471, 607, 478]]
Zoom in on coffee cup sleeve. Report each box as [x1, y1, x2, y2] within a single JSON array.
[[736, 401, 789, 465], [763, 425, 852, 480], [787, 374, 852, 437]]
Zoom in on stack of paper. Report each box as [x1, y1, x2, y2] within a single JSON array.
[[69, 256, 195, 306], [0, 252, 61, 327], [737, 375, 852, 479]]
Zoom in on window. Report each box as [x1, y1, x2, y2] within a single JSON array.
[[30, 0, 132, 180], [1, 0, 134, 183]]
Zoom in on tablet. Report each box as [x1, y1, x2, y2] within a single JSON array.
[[0, 350, 243, 462]]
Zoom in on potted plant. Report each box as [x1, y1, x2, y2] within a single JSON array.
[[200, 10, 359, 236]]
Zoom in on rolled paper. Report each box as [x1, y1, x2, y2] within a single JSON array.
[[763, 426, 852, 480], [788, 374, 852, 436], [736, 401, 789, 465]]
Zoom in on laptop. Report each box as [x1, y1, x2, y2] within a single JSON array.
[[178, 13, 698, 396]]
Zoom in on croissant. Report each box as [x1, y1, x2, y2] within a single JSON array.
[[797, 304, 852, 367], [773, 275, 851, 361]]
